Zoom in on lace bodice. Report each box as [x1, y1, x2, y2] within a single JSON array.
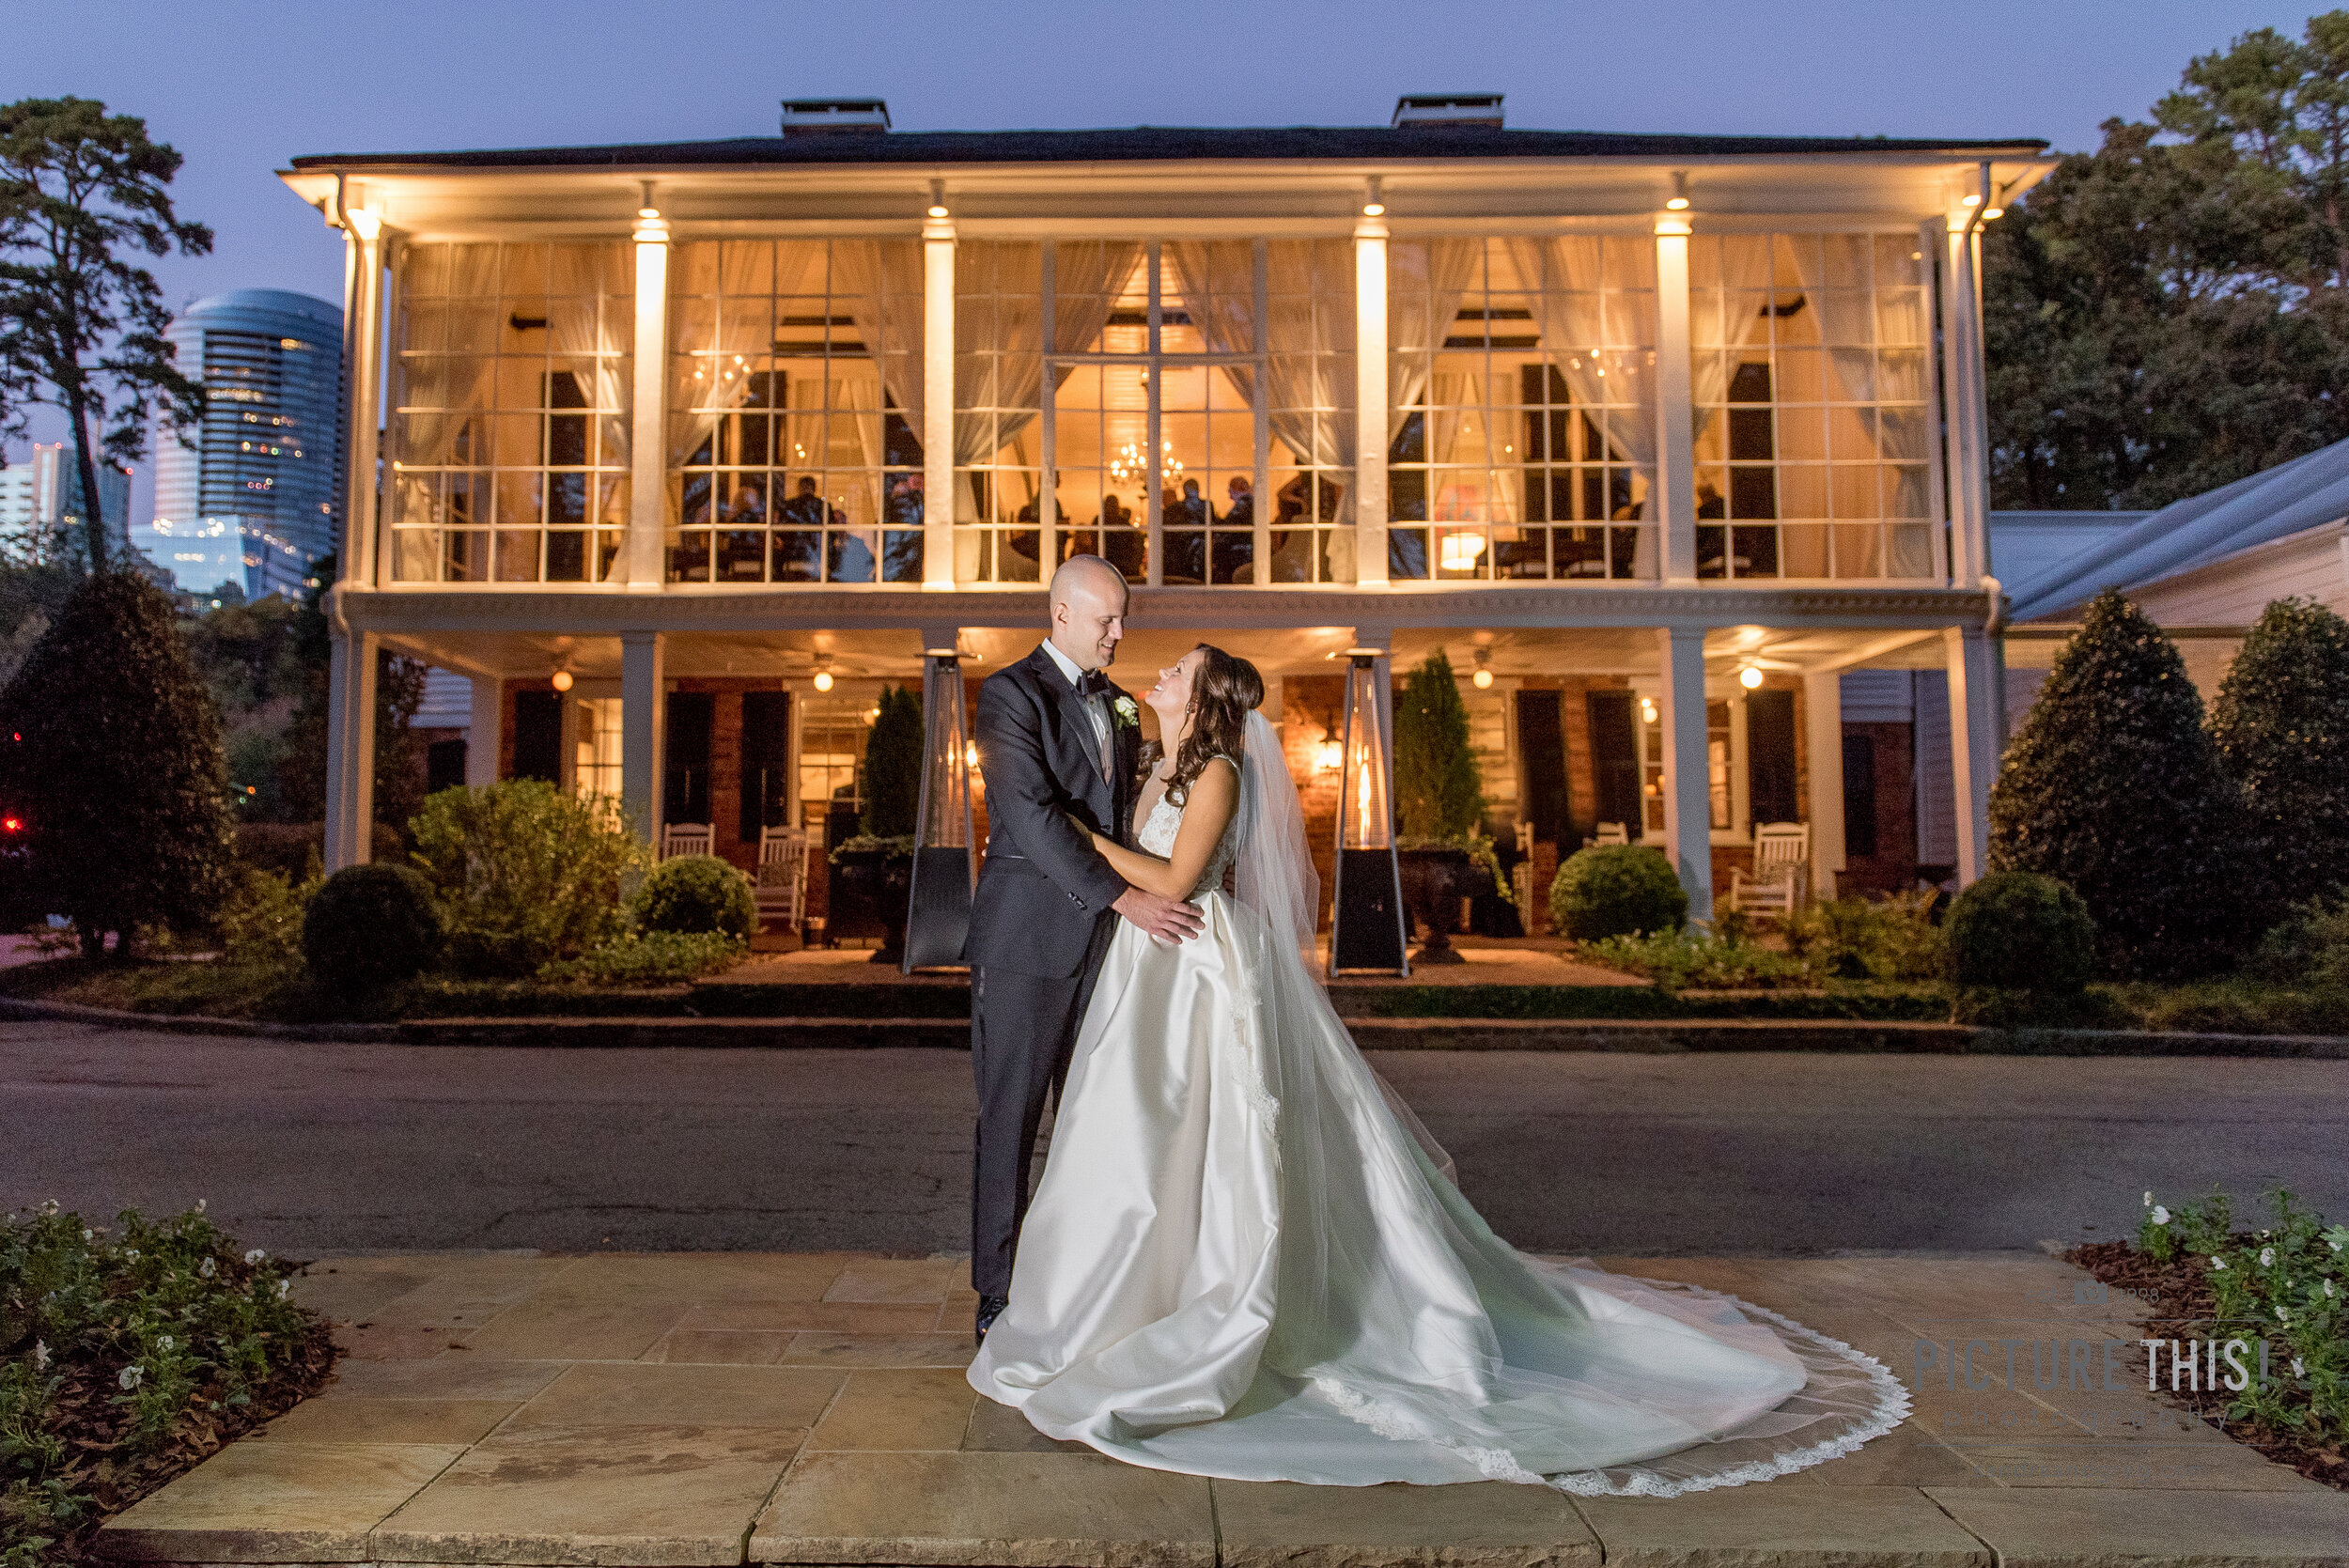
[[1134, 756, 1241, 899]]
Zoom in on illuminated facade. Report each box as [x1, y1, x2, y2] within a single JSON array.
[[284, 97, 2052, 920], [142, 289, 346, 599]]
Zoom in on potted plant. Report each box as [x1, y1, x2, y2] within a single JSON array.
[[829, 684, 923, 963], [1391, 649, 1495, 963]]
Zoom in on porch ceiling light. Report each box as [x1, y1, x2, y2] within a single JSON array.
[[1665, 171, 1690, 211], [1361, 176, 1385, 218], [927, 179, 949, 220], [813, 660, 834, 692], [1639, 695, 1657, 724], [1983, 206, 2004, 220], [1470, 650, 1494, 690], [1960, 192, 1983, 207], [551, 668, 573, 692], [1738, 665, 1764, 690]]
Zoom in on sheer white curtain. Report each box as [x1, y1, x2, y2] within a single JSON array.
[[666, 242, 818, 477], [1690, 235, 1777, 446], [830, 240, 925, 457], [1387, 240, 1480, 449], [1503, 238, 1658, 574]]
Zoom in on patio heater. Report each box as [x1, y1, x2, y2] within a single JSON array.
[[901, 646, 976, 971], [1328, 648, 1409, 976]]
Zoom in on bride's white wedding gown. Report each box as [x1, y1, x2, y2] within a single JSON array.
[[968, 748, 1908, 1495]]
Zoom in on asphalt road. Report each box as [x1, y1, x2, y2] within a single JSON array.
[[5, 1020, 2345, 1258]]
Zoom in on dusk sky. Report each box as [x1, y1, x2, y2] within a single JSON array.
[[0, 0, 2314, 510]]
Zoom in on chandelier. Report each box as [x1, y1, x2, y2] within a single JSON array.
[[1108, 440, 1181, 489]]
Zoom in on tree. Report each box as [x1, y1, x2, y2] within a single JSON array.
[[0, 97, 210, 571], [1392, 648, 1484, 841], [860, 684, 923, 840], [1988, 591, 2252, 976], [0, 570, 232, 954], [273, 557, 426, 831], [1986, 15, 2349, 510], [2211, 597, 2349, 919]]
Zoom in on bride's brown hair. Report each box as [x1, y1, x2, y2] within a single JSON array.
[[1140, 644, 1265, 805]]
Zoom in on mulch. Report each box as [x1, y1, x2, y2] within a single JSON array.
[[2066, 1239, 2346, 1492], [38, 1309, 338, 1560]]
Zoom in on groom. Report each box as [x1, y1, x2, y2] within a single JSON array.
[[966, 554, 1204, 1343]]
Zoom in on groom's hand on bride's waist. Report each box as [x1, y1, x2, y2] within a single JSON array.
[[1113, 886, 1205, 941]]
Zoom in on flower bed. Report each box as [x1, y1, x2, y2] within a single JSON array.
[[2, 1202, 335, 1565], [2066, 1187, 2347, 1491]]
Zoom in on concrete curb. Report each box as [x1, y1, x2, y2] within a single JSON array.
[[6, 994, 2346, 1056]]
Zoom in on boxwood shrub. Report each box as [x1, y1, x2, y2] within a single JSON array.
[[1550, 845, 1689, 940]]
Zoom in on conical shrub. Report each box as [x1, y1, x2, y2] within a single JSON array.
[[0, 571, 234, 954], [1988, 589, 2249, 977], [2211, 597, 2349, 922]]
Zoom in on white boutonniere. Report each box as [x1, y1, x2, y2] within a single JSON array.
[[1112, 696, 1140, 729]]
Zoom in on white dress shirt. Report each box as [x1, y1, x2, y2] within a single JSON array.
[[1039, 638, 1114, 774]]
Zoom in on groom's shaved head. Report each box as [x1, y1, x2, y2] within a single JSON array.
[[1049, 555, 1128, 673], [1050, 554, 1126, 610]]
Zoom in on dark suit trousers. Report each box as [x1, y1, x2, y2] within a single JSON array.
[[969, 921, 1113, 1297]]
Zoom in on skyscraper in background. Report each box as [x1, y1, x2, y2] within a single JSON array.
[[140, 289, 346, 599], [0, 442, 132, 567]]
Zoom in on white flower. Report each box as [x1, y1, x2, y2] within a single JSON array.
[[2326, 1280, 2336, 1298], [2277, 1306, 2290, 1324], [118, 1365, 144, 1390], [81, 1229, 92, 1243], [197, 1257, 215, 1279], [2212, 1256, 2229, 1271], [194, 1200, 206, 1214], [2293, 1357, 2307, 1377], [123, 1249, 138, 1263], [39, 1200, 57, 1217], [2143, 1190, 2154, 1206], [2150, 1205, 2170, 1225], [243, 1250, 266, 1265], [157, 1334, 174, 1353], [274, 1278, 290, 1300], [31, 1342, 49, 1372], [2331, 1239, 2342, 1253], [2261, 1247, 2277, 1267], [1112, 696, 1140, 726]]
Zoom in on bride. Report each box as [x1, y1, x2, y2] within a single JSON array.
[[967, 643, 1907, 1495]]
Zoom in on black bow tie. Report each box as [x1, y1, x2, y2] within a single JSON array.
[[1077, 671, 1112, 698]]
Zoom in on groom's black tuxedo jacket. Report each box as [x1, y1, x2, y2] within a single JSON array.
[[967, 645, 1139, 979]]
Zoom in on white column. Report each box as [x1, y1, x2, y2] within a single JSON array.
[[1653, 215, 1697, 582], [1944, 624, 1997, 886], [621, 631, 666, 846], [1657, 628, 1712, 923], [924, 207, 957, 588], [629, 201, 671, 588], [1941, 215, 1991, 586], [338, 214, 384, 587], [1352, 210, 1390, 587], [323, 628, 378, 870], [466, 676, 501, 787], [1802, 670, 1845, 900]]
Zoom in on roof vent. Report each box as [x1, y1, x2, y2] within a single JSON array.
[[1392, 93, 1503, 130], [781, 99, 891, 136]]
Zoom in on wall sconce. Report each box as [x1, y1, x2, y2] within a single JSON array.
[[551, 667, 573, 692], [1470, 649, 1494, 690], [1361, 176, 1385, 218], [1315, 712, 1344, 772], [926, 179, 949, 219], [1665, 171, 1690, 211], [1738, 665, 1764, 690]]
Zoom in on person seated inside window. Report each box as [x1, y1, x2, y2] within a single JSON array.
[[1169, 478, 1211, 528], [1221, 475, 1253, 531], [879, 472, 924, 582], [1097, 490, 1145, 579], [771, 476, 828, 581]]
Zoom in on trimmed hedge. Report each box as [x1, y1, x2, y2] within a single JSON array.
[[629, 854, 756, 939], [302, 862, 442, 993], [1550, 845, 1689, 939], [1945, 869, 2094, 993]]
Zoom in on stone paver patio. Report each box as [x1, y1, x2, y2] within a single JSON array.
[[97, 1250, 2349, 1567]]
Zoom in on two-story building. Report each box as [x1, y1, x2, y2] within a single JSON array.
[[282, 94, 2051, 930]]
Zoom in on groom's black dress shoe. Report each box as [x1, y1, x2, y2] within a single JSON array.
[[975, 1295, 1009, 1345]]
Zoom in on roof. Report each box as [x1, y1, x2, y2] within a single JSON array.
[[2004, 440, 2349, 622], [1988, 511, 2151, 591], [290, 125, 2049, 172], [179, 288, 341, 327]]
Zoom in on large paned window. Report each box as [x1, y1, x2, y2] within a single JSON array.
[[667, 241, 924, 584], [955, 240, 1356, 586], [1688, 234, 1934, 581], [386, 243, 632, 582], [1389, 238, 1658, 582]]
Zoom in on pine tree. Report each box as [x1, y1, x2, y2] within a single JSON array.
[[1392, 648, 1484, 841], [860, 684, 924, 841], [0, 570, 232, 954], [2211, 596, 2349, 919], [1989, 590, 2251, 977]]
